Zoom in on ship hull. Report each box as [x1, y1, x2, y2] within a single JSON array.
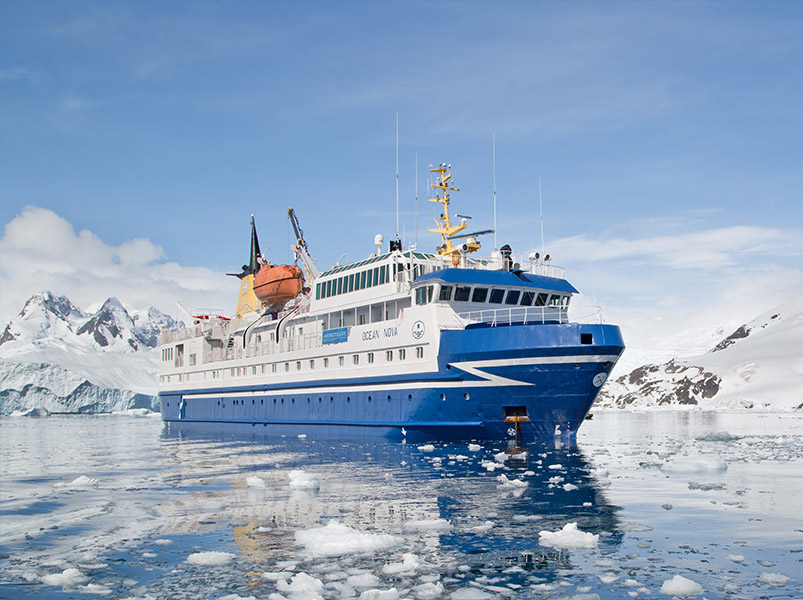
[[159, 322, 624, 442]]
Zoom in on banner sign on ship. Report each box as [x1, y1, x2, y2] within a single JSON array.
[[322, 327, 349, 345]]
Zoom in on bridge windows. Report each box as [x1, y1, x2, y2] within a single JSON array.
[[489, 289, 505, 304], [472, 287, 488, 302], [505, 290, 521, 305], [454, 285, 471, 301]]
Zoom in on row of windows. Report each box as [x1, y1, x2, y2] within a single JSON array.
[[316, 265, 390, 300], [415, 284, 569, 308], [160, 346, 425, 383]]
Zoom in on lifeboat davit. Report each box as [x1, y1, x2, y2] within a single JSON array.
[[253, 263, 304, 305]]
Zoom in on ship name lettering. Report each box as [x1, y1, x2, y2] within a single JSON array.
[[362, 330, 380, 341], [384, 327, 398, 338]]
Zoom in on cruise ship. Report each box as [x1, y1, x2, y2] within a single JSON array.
[[158, 164, 624, 442]]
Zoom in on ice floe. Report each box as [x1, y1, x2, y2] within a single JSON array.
[[53, 475, 99, 489], [659, 575, 702, 596], [295, 521, 403, 557], [186, 551, 236, 566], [538, 522, 599, 549], [660, 455, 727, 474], [288, 469, 320, 490]]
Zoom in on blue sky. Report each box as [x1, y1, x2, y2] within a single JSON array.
[[1, 1, 802, 349]]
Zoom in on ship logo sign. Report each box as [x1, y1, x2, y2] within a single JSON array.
[[412, 320, 425, 340], [592, 372, 608, 387]]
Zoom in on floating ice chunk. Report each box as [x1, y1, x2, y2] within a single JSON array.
[[288, 469, 320, 490], [481, 461, 502, 471], [494, 451, 508, 463], [217, 595, 259, 600], [538, 523, 599, 549], [497, 474, 528, 489], [621, 522, 653, 532], [512, 514, 541, 522], [659, 575, 702, 596], [296, 521, 403, 557], [418, 444, 435, 452], [696, 431, 740, 442], [360, 588, 399, 600], [298, 434, 307, 439], [413, 581, 444, 599], [153, 539, 173, 545], [688, 481, 726, 491], [360, 589, 399, 600], [247, 476, 267, 489], [450, 588, 493, 599], [468, 521, 494, 533], [563, 483, 578, 491], [277, 572, 324, 596], [660, 455, 727, 474], [187, 551, 236, 566], [728, 554, 745, 563], [41, 567, 88, 587], [468, 444, 482, 452], [599, 573, 619, 584], [262, 571, 295, 581], [11, 407, 50, 417], [403, 518, 452, 532], [583, 501, 593, 507], [382, 553, 420, 575], [54, 475, 99, 489], [81, 583, 113, 595], [758, 572, 790, 586], [548, 463, 562, 470], [548, 476, 564, 484], [347, 573, 382, 589]]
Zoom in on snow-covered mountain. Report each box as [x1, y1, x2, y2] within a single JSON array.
[[0, 291, 182, 355], [597, 301, 803, 411], [0, 292, 183, 415]]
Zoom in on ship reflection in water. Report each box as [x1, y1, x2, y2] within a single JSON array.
[[155, 428, 622, 594]]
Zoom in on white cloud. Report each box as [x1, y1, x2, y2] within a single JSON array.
[[548, 225, 792, 269], [0, 207, 232, 323]]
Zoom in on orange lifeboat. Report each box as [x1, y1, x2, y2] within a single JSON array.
[[253, 263, 304, 305]]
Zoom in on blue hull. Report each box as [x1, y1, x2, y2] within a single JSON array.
[[160, 322, 624, 442]]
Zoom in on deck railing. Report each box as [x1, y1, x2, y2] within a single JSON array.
[[455, 305, 602, 327]]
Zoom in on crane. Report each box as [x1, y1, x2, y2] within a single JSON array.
[[287, 208, 319, 281]]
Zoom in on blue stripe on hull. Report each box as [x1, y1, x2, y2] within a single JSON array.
[[160, 323, 624, 442]]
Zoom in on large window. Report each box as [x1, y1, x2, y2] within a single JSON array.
[[472, 287, 488, 303], [520, 291, 535, 306], [439, 285, 453, 301], [454, 286, 471, 301], [505, 290, 521, 305], [489, 289, 505, 304]]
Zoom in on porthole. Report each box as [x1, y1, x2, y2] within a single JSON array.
[[464, 393, 470, 400], [440, 393, 446, 401]]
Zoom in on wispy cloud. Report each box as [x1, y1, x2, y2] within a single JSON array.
[[548, 225, 796, 269]]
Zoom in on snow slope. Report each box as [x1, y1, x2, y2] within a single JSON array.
[[598, 301, 803, 410]]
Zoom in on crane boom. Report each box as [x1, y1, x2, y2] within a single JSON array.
[[287, 208, 319, 281]]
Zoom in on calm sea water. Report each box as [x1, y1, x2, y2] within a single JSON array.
[[1, 411, 801, 599]]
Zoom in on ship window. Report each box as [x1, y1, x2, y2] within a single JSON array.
[[489, 289, 504, 304], [386, 350, 393, 362], [439, 285, 453, 301], [399, 348, 406, 360], [472, 287, 488, 303], [261, 365, 266, 374], [325, 280, 332, 297], [348, 274, 355, 292], [520, 291, 535, 306], [272, 364, 277, 373], [316, 283, 321, 300], [535, 292, 548, 306], [454, 286, 471, 301], [309, 359, 315, 369], [337, 278, 343, 295], [339, 356, 344, 366], [252, 366, 257, 375], [353, 354, 359, 365], [562, 295, 571, 307], [230, 368, 235, 377], [359, 314, 366, 325], [285, 362, 290, 372], [505, 290, 521, 305], [323, 357, 329, 368], [548, 294, 561, 306], [360, 271, 367, 289], [379, 266, 386, 285], [416, 346, 424, 359], [189, 354, 197, 366], [368, 352, 374, 364]]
